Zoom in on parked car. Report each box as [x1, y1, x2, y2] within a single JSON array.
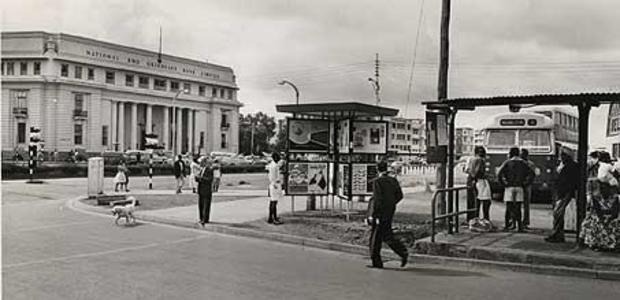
[[124, 150, 151, 165]]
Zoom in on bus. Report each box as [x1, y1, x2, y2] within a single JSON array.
[[481, 110, 577, 202]]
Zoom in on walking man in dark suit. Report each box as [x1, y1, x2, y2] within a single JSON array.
[[366, 161, 408, 269], [195, 157, 214, 226], [173, 155, 186, 194]]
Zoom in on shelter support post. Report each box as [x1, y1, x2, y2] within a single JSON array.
[[447, 109, 456, 231], [575, 103, 591, 245]]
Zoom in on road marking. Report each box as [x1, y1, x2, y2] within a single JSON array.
[[4, 220, 100, 234], [3, 235, 208, 269]]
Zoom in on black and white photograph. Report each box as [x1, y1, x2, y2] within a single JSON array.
[[2, 0, 620, 299]]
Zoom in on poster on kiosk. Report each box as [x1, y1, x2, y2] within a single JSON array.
[[351, 121, 388, 154]]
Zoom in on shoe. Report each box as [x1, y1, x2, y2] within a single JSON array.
[[193, 188, 196, 193], [400, 255, 408, 268], [273, 220, 283, 225], [267, 219, 274, 224], [366, 264, 384, 269]]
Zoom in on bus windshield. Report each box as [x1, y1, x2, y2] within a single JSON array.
[[486, 129, 516, 149], [518, 129, 551, 152]]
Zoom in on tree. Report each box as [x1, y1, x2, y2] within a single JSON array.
[[273, 119, 287, 153], [239, 112, 277, 155]]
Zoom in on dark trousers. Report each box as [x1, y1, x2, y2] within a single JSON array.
[[504, 202, 523, 230], [466, 180, 477, 221], [198, 191, 213, 223], [549, 193, 573, 239], [522, 185, 531, 226], [268, 201, 279, 222], [476, 200, 491, 220], [369, 216, 408, 267]]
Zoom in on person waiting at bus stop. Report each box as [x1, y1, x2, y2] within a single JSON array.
[[497, 147, 535, 232], [545, 151, 579, 243], [468, 146, 492, 220], [520, 149, 537, 229], [366, 161, 408, 269]]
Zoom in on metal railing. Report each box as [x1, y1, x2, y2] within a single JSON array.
[[430, 185, 477, 242], [13, 107, 28, 117], [73, 110, 88, 118]]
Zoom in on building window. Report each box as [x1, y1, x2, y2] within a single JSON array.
[[125, 74, 134, 87], [20, 62, 28, 75], [212, 87, 217, 97], [74, 66, 82, 79], [219, 89, 225, 98], [74, 124, 83, 145], [102, 126, 108, 146], [199, 86, 205, 96], [613, 143, 620, 159], [1, 62, 4, 75], [6, 62, 14, 75], [183, 83, 191, 94], [74, 93, 84, 111], [17, 123, 26, 144], [227, 89, 233, 100], [139, 76, 149, 89], [199, 132, 205, 149], [170, 81, 179, 92], [105, 71, 115, 84], [34, 62, 41, 75], [221, 133, 227, 148], [61, 64, 69, 77], [221, 114, 228, 128], [87, 68, 95, 80], [154, 78, 166, 91]]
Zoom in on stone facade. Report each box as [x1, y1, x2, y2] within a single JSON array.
[[1, 31, 241, 158]]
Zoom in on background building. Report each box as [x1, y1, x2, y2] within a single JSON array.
[[455, 126, 474, 157], [474, 129, 484, 147], [1, 31, 242, 159], [388, 117, 425, 162], [607, 103, 620, 158]]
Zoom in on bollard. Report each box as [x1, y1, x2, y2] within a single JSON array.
[[148, 153, 153, 189]]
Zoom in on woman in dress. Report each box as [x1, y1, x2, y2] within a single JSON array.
[[114, 161, 127, 192], [580, 151, 620, 251]]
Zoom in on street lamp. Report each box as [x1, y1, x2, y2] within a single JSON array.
[[278, 80, 299, 105], [172, 88, 189, 157], [368, 77, 380, 106]]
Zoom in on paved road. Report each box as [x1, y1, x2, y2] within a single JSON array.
[[3, 180, 620, 300]]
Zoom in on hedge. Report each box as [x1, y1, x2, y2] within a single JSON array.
[[1, 162, 267, 180]]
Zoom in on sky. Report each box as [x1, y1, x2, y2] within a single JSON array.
[[2, 0, 617, 147]]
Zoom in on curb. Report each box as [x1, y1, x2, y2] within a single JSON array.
[[67, 197, 620, 280]]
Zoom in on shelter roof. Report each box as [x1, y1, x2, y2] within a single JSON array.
[[422, 92, 620, 109], [276, 102, 399, 119]]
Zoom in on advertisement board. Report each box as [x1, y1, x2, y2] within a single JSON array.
[[288, 119, 330, 152], [337, 163, 377, 197], [426, 111, 448, 163], [351, 121, 388, 154], [337, 119, 350, 154], [287, 162, 329, 195]]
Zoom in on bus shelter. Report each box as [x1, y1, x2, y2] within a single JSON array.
[[423, 92, 620, 240], [276, 102, 399, 218]]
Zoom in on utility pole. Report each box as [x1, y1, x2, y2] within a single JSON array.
[[436, 0, 451, 217]]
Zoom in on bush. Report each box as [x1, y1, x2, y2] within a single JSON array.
[[2, 161, 267, 180]]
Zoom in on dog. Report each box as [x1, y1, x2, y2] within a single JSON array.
[[110, 196, 138, 225]]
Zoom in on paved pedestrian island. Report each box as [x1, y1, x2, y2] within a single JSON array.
[[414, 230, 620, 279]]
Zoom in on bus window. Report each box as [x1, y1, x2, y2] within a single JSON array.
[[518, 129, 551, 152], [487, 129, 517, 148]]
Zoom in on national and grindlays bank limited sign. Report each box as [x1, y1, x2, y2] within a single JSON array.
[[83, 48, 224, 81]]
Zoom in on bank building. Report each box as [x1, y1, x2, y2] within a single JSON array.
[[1, 31, 241, 159]]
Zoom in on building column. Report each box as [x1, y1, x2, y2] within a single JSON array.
[[146, 104, 153, 134], [188, 109, 195, 154], [163, 106, 170, 151], [111, 100, 117, 151], [176, 107, 183, 155], [130, 102, 138, 150], [118, 102, 125, 151]]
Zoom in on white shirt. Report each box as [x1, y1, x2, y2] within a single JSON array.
[[267, 161, 281, 185], [598, 162, 618, 186]]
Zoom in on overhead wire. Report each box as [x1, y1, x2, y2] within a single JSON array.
[[405, 0, 426, 118]]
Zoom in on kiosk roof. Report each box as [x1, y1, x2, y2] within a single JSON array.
[[276, 102, 399, 119]]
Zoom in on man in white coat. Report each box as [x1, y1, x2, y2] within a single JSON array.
[[267, 152, 284, 225]]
